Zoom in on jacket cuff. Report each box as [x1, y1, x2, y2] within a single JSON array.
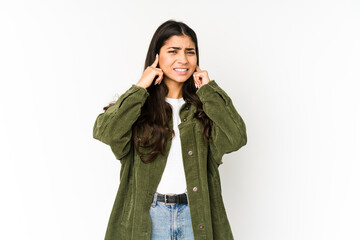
[[122, 84, 149, 101], [112, 84, 149, 109], [195, 80, 218, 97], [128, 84, 148, 95]]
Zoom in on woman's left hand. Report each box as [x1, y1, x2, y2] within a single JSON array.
[[193, 65, 210, 89]]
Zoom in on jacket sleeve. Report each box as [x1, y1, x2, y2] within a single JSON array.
[[195, 79, 247, 165], [93, 84, 149, 160]]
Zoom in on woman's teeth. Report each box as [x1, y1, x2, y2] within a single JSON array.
[[174, 69, 188, 71]]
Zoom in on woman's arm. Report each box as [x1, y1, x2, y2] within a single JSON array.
[[93, 84, 149, 160], [196, 80, 247, 165]]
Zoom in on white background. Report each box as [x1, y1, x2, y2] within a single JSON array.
[[1, 0, 359, 239]]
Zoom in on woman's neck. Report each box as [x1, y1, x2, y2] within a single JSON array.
[[164, 78, 183, 99]]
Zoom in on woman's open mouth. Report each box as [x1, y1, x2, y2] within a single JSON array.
[[173, 68, 189, 75]]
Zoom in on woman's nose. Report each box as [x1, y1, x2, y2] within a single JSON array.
[[177, 52, 188, 64]]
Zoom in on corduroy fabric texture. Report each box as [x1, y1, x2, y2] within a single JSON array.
[[93, 79, 247, 239]]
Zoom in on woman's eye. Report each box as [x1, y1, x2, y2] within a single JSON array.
[[168, 51, 195, 54]]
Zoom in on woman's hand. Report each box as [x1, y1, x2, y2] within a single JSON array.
[[193, 65, 210, 89], [136, 54, 163, 89]]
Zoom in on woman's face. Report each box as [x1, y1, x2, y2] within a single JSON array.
[[158, 35, 197, 84]]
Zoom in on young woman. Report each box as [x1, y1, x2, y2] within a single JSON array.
[[93, 19, 247, 240]]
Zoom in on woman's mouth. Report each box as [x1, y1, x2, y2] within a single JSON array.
[[173, 68, 189, 75]]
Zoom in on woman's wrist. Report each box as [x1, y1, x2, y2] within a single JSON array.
[[136, 83, 147, 89]]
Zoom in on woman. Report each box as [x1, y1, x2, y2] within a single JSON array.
[[93, 19, 247, 240]]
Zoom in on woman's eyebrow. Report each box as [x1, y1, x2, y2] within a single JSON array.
[[167, 47, 195, 50]]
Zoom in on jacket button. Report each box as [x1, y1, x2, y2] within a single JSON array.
[[183, 117, 187, 122], [198, 224, 204, 229], [185, 106, 189, 110], [193, 186, 198, 192], [188, 150, 193, 156], [210, 82, 216, 87]]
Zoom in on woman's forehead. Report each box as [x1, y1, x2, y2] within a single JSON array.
[[163, 35, 195, 48]]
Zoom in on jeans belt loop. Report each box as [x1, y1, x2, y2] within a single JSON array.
[[151, 192, 157, 207]]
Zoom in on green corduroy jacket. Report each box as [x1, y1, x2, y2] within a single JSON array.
[[93, 79, 247, 240]]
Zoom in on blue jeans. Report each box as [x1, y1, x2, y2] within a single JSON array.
[[149, 192, 194, 240]]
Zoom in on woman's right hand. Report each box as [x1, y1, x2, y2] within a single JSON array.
[[136, 54, 163, 89]]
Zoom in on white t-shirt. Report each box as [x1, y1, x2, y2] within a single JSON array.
[[155, 96, 187, 195]]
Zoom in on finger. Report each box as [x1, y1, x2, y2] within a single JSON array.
[[194, 73, 199, 82], [155, 72, 163, 85], [154, 76, 160, 85], [154, 75, 160, 85], [196, 65, 201, 72], [194, 78, 199, 88], [193, 73, 199, 87], [197, 73, 203, 87], [151, 54, 159, 68]]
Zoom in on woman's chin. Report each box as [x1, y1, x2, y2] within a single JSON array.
[[166, 75, 191, 83]]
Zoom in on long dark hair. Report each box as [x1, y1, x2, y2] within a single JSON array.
[[103, 19, 212, 163]]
